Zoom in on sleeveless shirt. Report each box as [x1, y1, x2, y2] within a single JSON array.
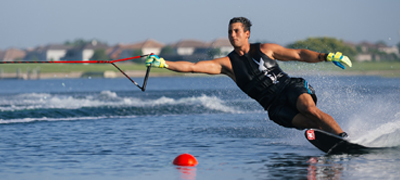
[[228, 43, 290, 109]]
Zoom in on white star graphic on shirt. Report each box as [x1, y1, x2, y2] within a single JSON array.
[[252, 57, 279, 84]]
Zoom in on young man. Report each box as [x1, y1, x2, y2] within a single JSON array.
[[145, 17, 352, 137]]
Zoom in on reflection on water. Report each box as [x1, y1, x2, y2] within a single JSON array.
[[176, 167, 197, 180], [252, 153, 346, 180], [307, 157, 343, 180]]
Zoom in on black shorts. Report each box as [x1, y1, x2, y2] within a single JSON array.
[[267, 78, 317, 128]]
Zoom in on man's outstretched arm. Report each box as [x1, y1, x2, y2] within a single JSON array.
[[166, 60, 222, 75], [145, 55, 233, 76]]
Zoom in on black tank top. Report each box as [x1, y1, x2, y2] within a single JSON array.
[[228, 43, 290, 109]]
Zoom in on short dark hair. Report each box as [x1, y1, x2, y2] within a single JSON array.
[[229, 17, 252, 32]]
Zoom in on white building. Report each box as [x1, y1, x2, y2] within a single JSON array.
[[172, 39, 208, 56], [25, 44, 69, 61], [62, 40, 109, 61], [379, 46, 399, 56]]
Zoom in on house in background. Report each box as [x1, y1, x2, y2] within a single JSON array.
[[62, 40, 109, 61], [172, 39, 209, 56], [0, 48, 26, 61], [164, 39, 209, 62], [378, 45, 399, 55], [107, 44, 125, 60], [355, 41, 399, 62], [154, 38, 233, 62], [24, 44, 70, 61], [108, 39, 164, 60], [209, 38, 233, 58]]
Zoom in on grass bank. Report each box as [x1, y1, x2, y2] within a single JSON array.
[[0, 63, 150, 73], [0, 62, 179, 77], [281, 61, 400, 77]]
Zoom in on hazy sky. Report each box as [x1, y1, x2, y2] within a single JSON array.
[[1, 0, 400, 49]]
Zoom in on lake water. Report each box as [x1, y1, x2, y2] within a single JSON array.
[[0, 75, 400, 180]]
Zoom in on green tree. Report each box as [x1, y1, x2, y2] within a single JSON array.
[[160, 45, 176, 56], [375, 40, 387, 46], [64, 39, 89, 47], [132, 49, 143, 56], [286, 37, 357, 57], [132, 49, 144, 63], [207, 48, 221, 58], [64, 38, 107, 47], [90, 49, 109, 60]]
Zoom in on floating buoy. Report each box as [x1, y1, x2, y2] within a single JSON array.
[[173, 153, 198, 166]]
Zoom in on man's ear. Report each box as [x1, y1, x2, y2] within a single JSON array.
[[245, 30, 250, 39]]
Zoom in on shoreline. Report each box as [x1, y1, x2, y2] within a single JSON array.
[[1, 61, 400, 79], [1, 69, 399, 80]]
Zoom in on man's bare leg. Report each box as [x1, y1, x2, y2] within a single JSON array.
[[291, 93, 343, 135]]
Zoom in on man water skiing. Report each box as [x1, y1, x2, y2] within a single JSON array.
[[145, 17, 352, 137]]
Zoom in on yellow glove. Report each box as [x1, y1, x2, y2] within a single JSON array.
[[326, 52, 352, 69], [145, 54, 168, 68]]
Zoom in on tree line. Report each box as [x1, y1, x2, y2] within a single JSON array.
[[65, 38, 400, 62]]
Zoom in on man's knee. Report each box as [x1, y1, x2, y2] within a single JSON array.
[[297, 104, 324, 121], [302, 105, 319, 115], [292, 113, 319, 129], [296, 94, 319, 116]]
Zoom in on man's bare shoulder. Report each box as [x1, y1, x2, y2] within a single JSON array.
[[260, 43, 289, 58], [260, 43, 285, 51], [259, 43, 279, 57]]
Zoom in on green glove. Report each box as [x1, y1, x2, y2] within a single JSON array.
[[326, 52, 352, 69], [145, 54, 168, 68]]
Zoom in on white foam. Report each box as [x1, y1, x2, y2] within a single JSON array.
[[313, 79, 400, 148], [0, 115, 139, 124], [0, 91, 239, 123], [157, 94, 238, 113], [0, 116, 104, 124], [344, 97, 400, 148], [127, 94, 239, 113], [352, 120, 400, 147]]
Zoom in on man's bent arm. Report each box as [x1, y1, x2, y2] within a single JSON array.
[[261, 43, 325, 63]]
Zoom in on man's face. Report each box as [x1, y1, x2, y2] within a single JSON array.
[[228, 22, 250, 48]]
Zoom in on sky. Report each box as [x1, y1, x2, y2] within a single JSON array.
[[1, 0, 400, 50]]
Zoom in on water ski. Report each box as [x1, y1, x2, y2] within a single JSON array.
[[305, 129, 369, 154]]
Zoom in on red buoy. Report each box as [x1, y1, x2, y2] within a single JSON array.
[[173, 153, 198, 166]]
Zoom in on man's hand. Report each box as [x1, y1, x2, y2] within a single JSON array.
[[326, 52, 352, 69], [145, 54, 169, 68]]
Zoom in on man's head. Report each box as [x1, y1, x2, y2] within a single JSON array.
[[229, 17, 252, 33], [228, 17, 252, 48]]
